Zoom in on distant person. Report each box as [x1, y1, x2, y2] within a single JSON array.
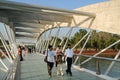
[[64, 44, 74, 76], [24, 46, 28, 55], [55, 45, 64, 76], [18, 46, 23, 61], [29, 48, 31, 53], [0, 49, 5, 58], [21, 46, 26, 59], [45, 45, 56, 78]]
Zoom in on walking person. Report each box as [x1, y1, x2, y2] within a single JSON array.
[[45, 45, 56, 78], [55, 45, 64, 76], [21, 46, 26, 59], [18, 46, 23, 61], [64, 44, 74, 76]]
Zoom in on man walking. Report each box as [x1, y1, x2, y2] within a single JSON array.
[[45, 45, 56, 77], [64, 44, 74, 76]]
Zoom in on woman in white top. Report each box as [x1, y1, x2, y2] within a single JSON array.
[[55, 45, 64, 76], [45, 45, 56, 77]]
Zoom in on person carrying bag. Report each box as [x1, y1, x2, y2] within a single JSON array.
[[44, 45, 56, 78]]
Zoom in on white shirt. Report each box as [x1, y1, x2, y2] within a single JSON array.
[[45, 50, 55, 62], [65, 48, 74, 58]]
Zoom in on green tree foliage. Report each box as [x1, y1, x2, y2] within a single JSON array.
[[70, 29, 120, 50], [50, 36, 61, 47], [70, 29, 87, 48], [49, 29, 120, 50]]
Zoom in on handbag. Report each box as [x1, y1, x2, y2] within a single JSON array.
[[44, 51, 48, 63], [44, 56, 47, 63]]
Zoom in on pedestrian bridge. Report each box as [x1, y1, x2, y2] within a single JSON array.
[[18, 53, 104, 80], [0, 0, 120, 80]]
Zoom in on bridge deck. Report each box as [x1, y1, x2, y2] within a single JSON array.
[[20, 53, 104, 80]]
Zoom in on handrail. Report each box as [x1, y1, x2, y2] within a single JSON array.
[[74, 53, 120, 78], [74, 54, 120, 62], [14, 55, 20, 80], [2, 55, 19, 80]]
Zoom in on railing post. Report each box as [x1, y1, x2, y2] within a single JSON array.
[[96, 59, 100, 75]]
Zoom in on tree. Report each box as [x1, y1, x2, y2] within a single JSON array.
[[70, 29, 87, 49]]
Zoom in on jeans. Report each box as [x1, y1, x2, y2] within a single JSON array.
[[47, 62, 54, 76]]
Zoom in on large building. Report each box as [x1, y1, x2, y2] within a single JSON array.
[[73, 0, 120, 35]]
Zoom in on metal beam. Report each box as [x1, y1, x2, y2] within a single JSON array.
[[15, 34, 37, 38], [0, 0, 96, 17], [0, 9, 72, 23], [15, 28, 40, 33]]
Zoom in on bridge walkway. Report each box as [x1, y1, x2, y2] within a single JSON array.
[[20, 53, 104, 80]]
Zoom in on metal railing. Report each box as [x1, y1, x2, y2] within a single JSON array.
[[0, 23, 19, 80], [1, 55, 20, 80], [73, 52, 120, 78]]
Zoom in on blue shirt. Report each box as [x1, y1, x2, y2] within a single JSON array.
[[45, 50, 55, 62]]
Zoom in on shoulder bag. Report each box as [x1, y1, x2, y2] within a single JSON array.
[[44, 51, 48, 63]]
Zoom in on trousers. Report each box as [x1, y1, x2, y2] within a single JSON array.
[[47, 62, 54, 76], [66, 57, 72, 75]]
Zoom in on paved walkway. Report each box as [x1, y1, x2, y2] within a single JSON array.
[[20, 53, 104, 80]]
